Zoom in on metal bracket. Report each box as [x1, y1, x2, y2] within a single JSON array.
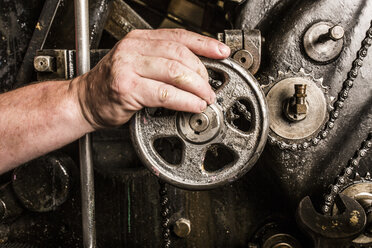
[[217, 29, 262, 75], [35, 49, 109, 81]]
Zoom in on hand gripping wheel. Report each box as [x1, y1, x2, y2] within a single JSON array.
[[130, 58, 269, 190]]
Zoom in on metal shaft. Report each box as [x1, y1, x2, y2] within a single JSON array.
[[74, 0, 96, 247]]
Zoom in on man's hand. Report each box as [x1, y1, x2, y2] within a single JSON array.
[[0, 29, 230, 170], [73, 29, 231, 129]]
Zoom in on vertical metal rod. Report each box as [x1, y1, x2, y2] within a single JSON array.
[[74, 0, 96, 247]]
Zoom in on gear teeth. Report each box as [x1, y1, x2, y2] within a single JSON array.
[[355, 172, 361, 180], [365, 172, 371, 180]]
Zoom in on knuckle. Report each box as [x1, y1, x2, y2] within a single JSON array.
[[117, 37, 133, 50], [171, 28, 187, 41], [157, 85, 170, 103], [167, 60, 181, 79], [174, 45, 189, 59], [201, 38, 212, 49], [116, 70, 137, 93]]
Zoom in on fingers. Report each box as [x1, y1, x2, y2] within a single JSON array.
[[126, 29, 230, 59], [134, 77, 207, 113], [125, 38, 209, 81], [135, 55, 215, 105]]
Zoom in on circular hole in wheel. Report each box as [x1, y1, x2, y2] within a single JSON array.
[[207, 68, 227, 91], [153, 137, 184, 166], [227, 98, 254, 133], [204, 144, 237, 172]]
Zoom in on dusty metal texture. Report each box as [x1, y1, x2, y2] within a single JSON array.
[[242, 29, 261, 74], [12, 153, 76, 213], [130, 58, 269, 190], [88, 0, 113, 48], [14, 0, 61, 89], [42, 0, 111, 50], [1, 0, 371, 247], [0, 183, 23, 223], [303, 22, 344, 63], [0, 0, 45, 92], [218, 29, 262, 74], [319, 132, 372, 247], [265, 70, 328, 141], [232, 49, 254, 70], [104, 0, 152, 40], [33, 55, 55, 73], [236, 0, 372, 211], [296, 194, 366, 247], [35, 49, 108, 81], [333, 179, 372, 246], [249, 221, 303, 248]]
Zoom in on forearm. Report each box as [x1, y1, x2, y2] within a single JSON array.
[[0, 29, 229, 174], [0, 79, 92, 173]]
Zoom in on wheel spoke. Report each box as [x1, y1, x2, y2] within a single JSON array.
[[216, 78, 251, 112], [221, 126, 254, 157], [139, 109, 178, 139], [178, 143, 206, 175]]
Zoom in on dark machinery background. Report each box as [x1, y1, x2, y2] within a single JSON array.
[[0, 0, 371, 247]]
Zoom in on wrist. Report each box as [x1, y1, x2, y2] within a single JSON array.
[[67, 77, 96, 133]]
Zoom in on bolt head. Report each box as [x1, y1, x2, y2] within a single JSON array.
[[34, 55, 55, 72], [173, 218, 191, 238]]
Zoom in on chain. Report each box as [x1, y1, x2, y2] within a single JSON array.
[[235, 101, 252, 121], [321, 132, 372, 215], [159, 180, 171, 248], [269, 20, 372, 151]]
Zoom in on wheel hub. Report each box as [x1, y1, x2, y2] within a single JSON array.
[[178, 104, 223, 144]]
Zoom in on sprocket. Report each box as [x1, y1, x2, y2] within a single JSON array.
[[262, 68, 330, 151]]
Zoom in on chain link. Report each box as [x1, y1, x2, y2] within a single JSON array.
[[321, 132, 372, 215], [269, 20, 372, 151], [159, 180, 171, 248]]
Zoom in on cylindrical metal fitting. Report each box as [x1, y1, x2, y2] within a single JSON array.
[[294, 84, 307, 105], [329, 25, 345, 41], [173, 218, 191, 238]]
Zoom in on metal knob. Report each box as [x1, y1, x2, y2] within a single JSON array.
[[329, 25, 345, 41], [173, 218, 191, 238]]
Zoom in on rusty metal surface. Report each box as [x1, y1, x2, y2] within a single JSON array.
[[237, 0, 372, 210], [131, 58, 269, 190], [14, 0, 61, 89], [218, 29, 262, 74], [0, 0, 371, 247], [296, 194, 366, 247], [0, 0, 45, 92], [104, 0, 151, 40]]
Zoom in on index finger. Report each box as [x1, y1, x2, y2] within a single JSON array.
[[126, 29, 231, 59]]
